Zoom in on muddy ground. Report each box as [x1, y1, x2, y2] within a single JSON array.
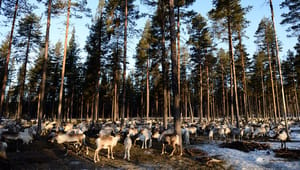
[[0, 136, 225, 170]]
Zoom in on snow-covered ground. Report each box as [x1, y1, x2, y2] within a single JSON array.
[[195, 125, 300, 170], [197, 144, 299, 170]]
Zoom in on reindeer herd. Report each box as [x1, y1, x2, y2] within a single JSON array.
[[0, 116, 297, 163]]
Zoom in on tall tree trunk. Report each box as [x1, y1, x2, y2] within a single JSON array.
[[188, 93, 194, 122], [228, 17, 240, 128], [226, 87, 229, 119], [261, 69, 266, 118], [114, 79, 118, 121], [146, 57, 149, 121], [37, 0, 51, 134], [0, 0, 18, 117], [70, 87, 74, 121], [274, 69, 281, 119], [122, 0, 128, 122], [230, 64, 234, 124], [160, 0, 168, 130], [212, 83, 215, 120], [221, 63, 226, 118], [206, 65, 210, 122], [293, 75, 299, 119], [266, 32, 278, 123], [95, 7, 104, 123], [17, 22, 32, 120], [269, 0, 289, 136], [238, 31, 248, 122], [169, 0, 182, 155], [177, 5, 180, 108], [58, 0, 71, 123], [199, 64, 203, 121]]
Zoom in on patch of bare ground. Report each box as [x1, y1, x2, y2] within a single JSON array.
[[0, 136, 226, 170], [273, 149, 300, 160], [219, 141, 270, 152]]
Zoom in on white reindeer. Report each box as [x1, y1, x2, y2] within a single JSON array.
[[277, 130, 288, 149], [252, 127, 266, 138], [123, 133, 132, 161], [182, 128, 190, 145], [18, 129, 34, 144], [51, 133, 88, 155], [134, 128, 152, 149], [99, 126, 114, 137], [94, 134, 121, 162]]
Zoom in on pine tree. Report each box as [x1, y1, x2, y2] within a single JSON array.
[[14, 13, 42, 120], [280, 0, 300, 37], [169, 0, 182, 156], [57, 0, 91, 123], [64, 28, 80, 121], [188, 13, 214, 122], [254, 17, 278, 122], [0, 0, 32, 117], [135, 20, 151, 121], [209, 0, 247, 128]]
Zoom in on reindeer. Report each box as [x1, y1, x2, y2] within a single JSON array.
[[134, 128, 152, 149], [123, 133, 132, 161], [51, 133, 88, 156], [94, 134, 121, 163], [277, 129, 288, 150], [160, 133, 182, 156]]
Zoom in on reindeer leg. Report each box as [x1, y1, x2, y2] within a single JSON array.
[[169, 144, 176, 157], [161, 144, 165, 155], [111, 147, 114, 160], [149, 138, 152, 148], [94, 149, 99, 162], [128, 149, 130, 161], [179, 144, 183, 156], [124, 148, 126, 160], [107, 147, 110, 159]]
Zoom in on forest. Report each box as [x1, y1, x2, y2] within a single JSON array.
[[0, 0, 299, 132]]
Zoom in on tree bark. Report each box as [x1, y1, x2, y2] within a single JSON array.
[[146, 56, 149, 121], [230, 64, 234, 124], [238, 31, 248, 122], [206, 65, 210, 122], [228, 17, 240, 128], [261, 69, 266, 118], [221, 63, 226, 118], [122, 0, 128, 122], [177, 4, 180, 108], [199, 64, 203, 121], [37, 0, 51, 134], [269, 0, 289, 136], [169, 0, 182, 155], [160, 0, 168, 130], [266, 30, 278, 123], [0, 0, 19, 117], [58, 0, 71, 123]]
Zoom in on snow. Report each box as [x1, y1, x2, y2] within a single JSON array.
[[196, 144, 300, 170], [195, 125, 300, 170]]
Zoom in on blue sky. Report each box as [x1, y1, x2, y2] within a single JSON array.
[[0, 0, 297, 72]]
